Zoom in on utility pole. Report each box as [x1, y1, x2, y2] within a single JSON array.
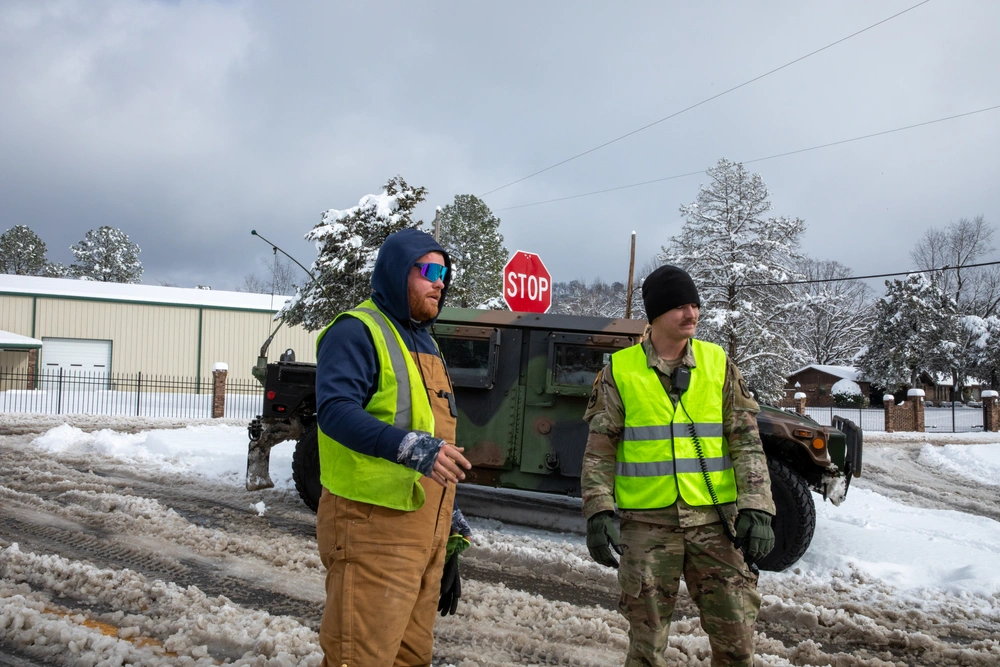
[[433, 208, 441, 243], [625, 231, 636, 318]]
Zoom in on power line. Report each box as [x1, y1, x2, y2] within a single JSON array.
[[496, 104, 1000, 212], [705, 259, 1000, 289], [480, 0, 934, 198]]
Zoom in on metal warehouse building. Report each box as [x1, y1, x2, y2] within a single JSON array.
[[0, 275, 317, 383]]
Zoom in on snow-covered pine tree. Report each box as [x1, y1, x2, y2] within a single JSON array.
[[659, 159, 806, 402], [0, 225, 49, 276], [436, 195, 507, 309], [70, 226, 143, 283], [856, 273, 958, 391], [281, 176, 427, 331], [951, 314, 1000, 394], [794, 258, 875, 365]]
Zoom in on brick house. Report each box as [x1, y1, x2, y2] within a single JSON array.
[[917, 371, 982, 404], [781, 365, 872, 408]]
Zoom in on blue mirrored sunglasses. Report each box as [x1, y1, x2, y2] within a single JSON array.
[[414, 262, 448, 283]]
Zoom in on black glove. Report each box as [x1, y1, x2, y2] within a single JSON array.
[[438, 551, 461, 616], [586, 511, 623, 568], [396, 431, 445, 477], [733, 509, 775, 565]]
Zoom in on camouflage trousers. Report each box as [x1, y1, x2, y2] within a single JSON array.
[[617, 519, 761, 667]]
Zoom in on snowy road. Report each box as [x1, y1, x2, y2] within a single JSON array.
[[1, 417, 998, 666]]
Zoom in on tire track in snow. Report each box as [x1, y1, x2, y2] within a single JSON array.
[[855, 443, 1000, 522], [3, 430, 1000, 665]]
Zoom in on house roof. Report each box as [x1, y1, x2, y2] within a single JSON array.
[[0, 329, 42, 349], [0, 274, 293, 313], [789, 364, 862, 382]]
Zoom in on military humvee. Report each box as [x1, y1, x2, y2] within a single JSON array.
[[246, 307, 862, 572]]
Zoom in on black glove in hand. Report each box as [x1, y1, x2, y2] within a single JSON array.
[[396, 431, 445, 477], [586, 511, 623, 568], [733, 509, 775, 564], [438, 551, 461, 616]]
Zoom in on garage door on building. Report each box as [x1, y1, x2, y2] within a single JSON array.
[[41, 338, 112, 376]]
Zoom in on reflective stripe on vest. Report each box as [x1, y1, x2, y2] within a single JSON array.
[[610, 338, 737, 509], [315, 299, 435, 511]]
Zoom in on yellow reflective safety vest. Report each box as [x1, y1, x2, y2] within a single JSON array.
[[315, 299, 435, 511], [610, 338, 736, 510]]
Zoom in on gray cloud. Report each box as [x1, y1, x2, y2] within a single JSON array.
[[2, 0, 998, 293]]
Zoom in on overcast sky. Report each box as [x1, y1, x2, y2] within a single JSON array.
[[2, 0, 998, 294]]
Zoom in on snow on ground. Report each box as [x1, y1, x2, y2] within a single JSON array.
[[917, 442, 1000, 487], [28, 423, 297, 491], [2, 420, 1000, 665]]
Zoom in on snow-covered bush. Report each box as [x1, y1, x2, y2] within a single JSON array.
[[831, 378, 868, 408]]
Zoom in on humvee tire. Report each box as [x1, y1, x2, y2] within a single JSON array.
[[292, 423, 322, 512], [757, 458, 816, 571]]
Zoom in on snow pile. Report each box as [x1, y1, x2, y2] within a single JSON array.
[[917, 443, 1000, 487], [790, 487, 1000, 595], [30, 423, 297, 490]]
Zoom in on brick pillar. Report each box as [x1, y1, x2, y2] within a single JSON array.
[[27, 348, 38, 390], [793, 391, 806, 416], [983, 390, 999, 432], [212, 362, 228, 418], [883, 395, 895, 432], [907, 388, 925, 433]]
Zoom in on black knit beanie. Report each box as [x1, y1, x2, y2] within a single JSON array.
[[642, 265, 700, 322]]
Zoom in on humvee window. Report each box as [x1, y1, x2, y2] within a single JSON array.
[[434, 327, 501, 389], [546, 332, 635, 396], [553, 344, 610, 386]]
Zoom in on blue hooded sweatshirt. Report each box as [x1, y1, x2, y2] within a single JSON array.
[[315, 228, 452, 461]]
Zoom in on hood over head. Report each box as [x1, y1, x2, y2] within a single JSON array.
[[371, 228, 451, 326]]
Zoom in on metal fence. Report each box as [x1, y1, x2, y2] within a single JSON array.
[[0, 367, 263, 420], [801, 405, 985, 433], [803, 407, 886, 432], [223, 376, 265, 420]]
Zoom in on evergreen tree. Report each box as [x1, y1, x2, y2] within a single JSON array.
[[70, 226, 143, 283], [794, 258, 875, 365], [436, 195, 507, 309], [0, 225, 49, 276], [282, 176, 426, 331], [856, 273, 958, 391], [659, 158, 806, 402], [42, 263, 70, 278]]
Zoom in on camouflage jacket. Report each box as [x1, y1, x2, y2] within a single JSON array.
[[581, 337, 775, 526]]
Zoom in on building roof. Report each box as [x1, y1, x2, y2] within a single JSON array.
[[789, 364, 862, 382], [0, 329, 42, 349], [0, 274, 293, 313]]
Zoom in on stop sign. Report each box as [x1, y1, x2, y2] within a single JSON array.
[[503, 250, 552, 313]]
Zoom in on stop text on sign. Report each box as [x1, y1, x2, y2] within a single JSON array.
[[502, 250, 552, 313], [506, 272, 549, 301]]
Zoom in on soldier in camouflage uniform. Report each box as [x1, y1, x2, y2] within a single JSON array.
[[581, 265, 775, 667]]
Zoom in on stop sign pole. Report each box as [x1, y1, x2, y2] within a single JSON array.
[[503, 250, 552, 313]]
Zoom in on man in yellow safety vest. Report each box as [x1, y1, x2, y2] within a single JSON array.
[[581, 264, 775, 666], [314, 228, 473, 667]]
